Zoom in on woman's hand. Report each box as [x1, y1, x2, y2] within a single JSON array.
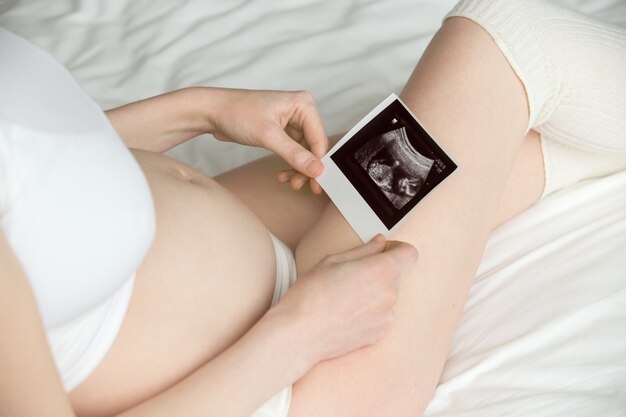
[[107, 87, 329, 193], [208, 88, 329, 194], [269, 235, 418, 371]]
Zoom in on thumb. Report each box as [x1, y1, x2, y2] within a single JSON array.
[[382, 241, 419, 270], [325, 234, 387, 263], [266, 126, 324, 177]]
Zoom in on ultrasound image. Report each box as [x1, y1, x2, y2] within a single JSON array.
[[329, 96, 457, 230], [354, 125, 434, 209]]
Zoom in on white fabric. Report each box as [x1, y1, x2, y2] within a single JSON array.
[[47, 274, 136, 391], [541, 136, 626, 197], [45, 231, 297, 398], [0, 27, 155, 391], [1, 1, 625, 416], [251, 234, 298, 417], [269, 234, 298, 307], [445, 1, 626, 198], [425, 170, 626, 417], [447, 0, 626, 153], [0, 27, 155, 328]]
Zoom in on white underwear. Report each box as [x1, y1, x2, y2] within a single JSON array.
[[251, 234, 298, 417], [46, 232, 298, 417]]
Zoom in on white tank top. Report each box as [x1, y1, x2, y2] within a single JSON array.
[[0, 28, 155, 330]]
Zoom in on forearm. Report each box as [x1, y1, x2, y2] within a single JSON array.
[[106, 87, 219, 153], [116, 310, 310, 417]]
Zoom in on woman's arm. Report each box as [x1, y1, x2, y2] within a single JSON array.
[[115, 309, 308, 417], [106, 88, 329, 190], [115, 238, 417, 417], [0, 231, 75, 417], [2, 224, 415, 417], [0, 224, 297, 417], [0, 226, 299, 417], [105, 88, 214, 154]]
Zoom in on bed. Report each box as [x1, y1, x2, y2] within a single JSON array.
[[1, 0, 624, 415]]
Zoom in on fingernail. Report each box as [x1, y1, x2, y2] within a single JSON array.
[[310, 179, 321, 195], [310, 181, 322, 195], [291, 177, 306, 190], [305, 159, 323, 176]]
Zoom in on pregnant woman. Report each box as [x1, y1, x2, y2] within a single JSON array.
[[1, 1, 625, 417]]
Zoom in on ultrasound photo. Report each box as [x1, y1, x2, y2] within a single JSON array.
[[354, 124, 434, 210], [329, 96, 457, 230]]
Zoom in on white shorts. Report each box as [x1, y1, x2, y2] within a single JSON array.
[[46, 233, 298, 417]]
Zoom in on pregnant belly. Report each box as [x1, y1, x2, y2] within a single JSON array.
[[131, 148, 278, 345], [70, 149, 279, 410]]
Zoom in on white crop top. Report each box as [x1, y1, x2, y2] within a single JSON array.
[[0, 27, 155, 329]]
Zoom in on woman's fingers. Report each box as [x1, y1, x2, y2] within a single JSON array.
[[326, 237, 418, 275], [297, 94, 330, 159], [325, 235, 387, 263], [290, 173, 308, 190], [277, 169, 306, 190], [270, 91, 328, 177], [277, 169, 295, 183], [309, 178, 323, 195], [353, 239, 419, 270], [377, 240, 419, 270], [210, 89, 328, 179], [267, 125, 323, 178], [277, 169, 324, 195]]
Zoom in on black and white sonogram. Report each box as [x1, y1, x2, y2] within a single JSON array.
[[354, 124, 434, 210], [324, 94, 458, 233]]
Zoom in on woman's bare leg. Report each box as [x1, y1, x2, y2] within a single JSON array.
[[215, 128, 543, 251], [71, 15, 545, 416], [289, 17, 532, 417], [214, 149, 331, 250], [215, 129, 543, 248], [70, 128, 541, 416], [497, 130, 543, 226]]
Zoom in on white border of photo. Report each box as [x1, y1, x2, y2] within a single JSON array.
[[317, 93, 459, 242]]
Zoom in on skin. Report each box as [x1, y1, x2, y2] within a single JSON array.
[[0, 16, 546, 417], [0, 87, 417, 417], [289, 17, 537, 416]]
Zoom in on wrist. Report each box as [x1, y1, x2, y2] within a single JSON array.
[[191, 86, 228, 135], [257, 305, 317, 381]]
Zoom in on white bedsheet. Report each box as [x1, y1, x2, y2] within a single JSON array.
[[426, 171, 626, 416], [1, 0, 624, 415]]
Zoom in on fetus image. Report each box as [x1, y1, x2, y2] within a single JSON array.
[[330, 98, 456, 229], [354, 125, 434, 210]]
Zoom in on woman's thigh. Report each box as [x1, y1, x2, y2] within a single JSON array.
[[288, 131, 543, 417], [214, 114, 543, 249], [68, 150, 278, 417], [215, 155, 328, 249], [288, 17, 534, 417], [214, 133, 347, 249]]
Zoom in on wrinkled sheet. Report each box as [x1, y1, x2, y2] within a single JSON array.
[[1, 0, 624, 415]]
